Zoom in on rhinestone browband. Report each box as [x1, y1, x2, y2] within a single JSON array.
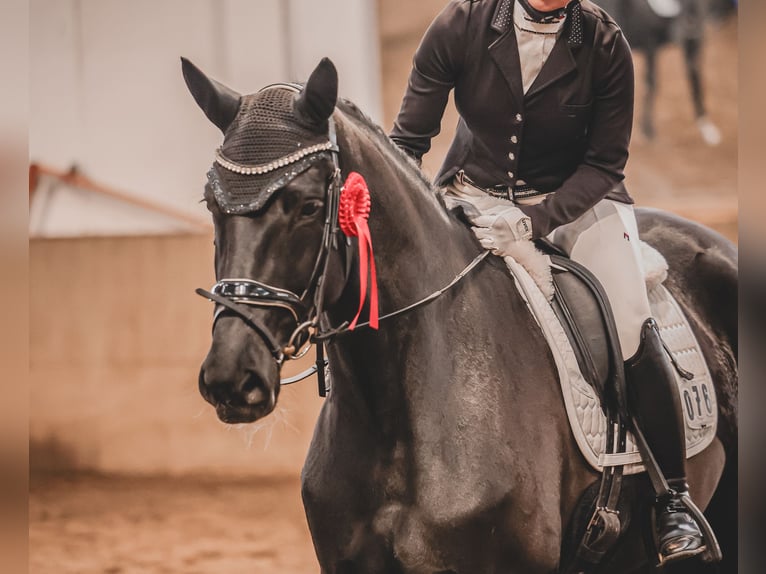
[[214, 141, 336, 175]]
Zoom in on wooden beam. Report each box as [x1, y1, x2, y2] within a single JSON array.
[[29, 162, 213, 232]]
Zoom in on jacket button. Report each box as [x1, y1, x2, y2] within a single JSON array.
[[515, 113, 523, 122], [508, 152, 515, 160], [511, 135, 518, 143], [507, 171, 514, 179]]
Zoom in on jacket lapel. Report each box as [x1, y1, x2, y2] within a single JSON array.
[[488, 0, 525, 112], [525, 33, 577, 100]]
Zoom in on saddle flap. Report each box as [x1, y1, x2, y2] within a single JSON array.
[[550, 265, 611, 395], [548, 254, 627, 416]]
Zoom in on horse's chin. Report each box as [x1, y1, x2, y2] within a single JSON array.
[[215, 401, 275, 424]]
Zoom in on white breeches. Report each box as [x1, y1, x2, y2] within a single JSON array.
[[444, 181, 651, 360], [546, 199, 652, 359]]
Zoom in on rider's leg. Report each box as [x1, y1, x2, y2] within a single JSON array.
[[545, 199, 649, 360], [546, 199, 706, 563], [625, 318, 706, 562]]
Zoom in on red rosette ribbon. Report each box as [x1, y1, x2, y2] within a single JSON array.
[[338, 172, 378, 330]]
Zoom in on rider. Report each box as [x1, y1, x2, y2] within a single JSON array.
[[390, 0, 708, 564]]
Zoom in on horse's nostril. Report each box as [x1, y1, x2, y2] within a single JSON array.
[[200, 367, 220, 388], [245, 387, 268, 405], [241, 372, 270, 406]]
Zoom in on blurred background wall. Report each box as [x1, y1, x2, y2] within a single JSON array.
[[30, 0, 737, 475], [29, 0, 381, 476], [30, 0, 381, 236]]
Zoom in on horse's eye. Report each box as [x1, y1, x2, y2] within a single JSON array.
[[300, 199, 323, 218]]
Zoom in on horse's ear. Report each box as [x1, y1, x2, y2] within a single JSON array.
[[181, 57, 241, 134], [295, 57, 338, 128]]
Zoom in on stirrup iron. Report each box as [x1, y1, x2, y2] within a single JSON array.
[[676, 492, 722, 564]]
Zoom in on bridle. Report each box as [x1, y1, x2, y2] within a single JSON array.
[[197, 84, 489, 395], [196, 83, 345, 378]]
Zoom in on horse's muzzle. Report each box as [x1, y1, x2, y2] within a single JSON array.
[[198, 365, 279, 423]]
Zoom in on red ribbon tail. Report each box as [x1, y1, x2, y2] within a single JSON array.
[[348, 220, 368, 330], [365, 225, 379, 330]]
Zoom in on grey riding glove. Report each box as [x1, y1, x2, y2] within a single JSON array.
[[472, 207, 534, 256]]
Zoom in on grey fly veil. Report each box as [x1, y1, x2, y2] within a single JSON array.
[[209, 85, 337, 214]]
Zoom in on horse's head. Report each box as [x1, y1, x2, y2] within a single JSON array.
[[183, 57, 346, 423]]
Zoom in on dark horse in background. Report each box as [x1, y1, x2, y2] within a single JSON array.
[[597, 0, 737, 145], [183, 58, 738, 573]]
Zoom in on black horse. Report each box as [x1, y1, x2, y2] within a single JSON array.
[[183, 57, 738, 573], [597, 0, 736, 145]]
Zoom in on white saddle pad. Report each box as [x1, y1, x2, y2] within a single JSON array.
[[504, 250, 717, 475]]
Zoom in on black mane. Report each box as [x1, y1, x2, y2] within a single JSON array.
[[335, 97, 437, 194]]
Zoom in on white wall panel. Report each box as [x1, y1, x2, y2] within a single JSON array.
[[221, 0, 289, 91], [30, 0, 382, 236], [76, 0, 220, 223], [30, 0, 83, 168], [288, 0, 382, 122]]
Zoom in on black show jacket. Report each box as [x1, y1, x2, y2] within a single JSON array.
[[390, 0, 635, 238]]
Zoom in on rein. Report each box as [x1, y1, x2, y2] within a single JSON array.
[[313, 250, 489, 341], [196, 247, 489, 393], [196, 84, 489, 394]]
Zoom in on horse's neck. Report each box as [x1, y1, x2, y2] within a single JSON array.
[[320, 114, 568, 497], [331, 118, 477, 418], [335, 112, 472, 294], [325, 113, 488, 428]]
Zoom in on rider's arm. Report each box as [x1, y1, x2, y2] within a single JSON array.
[[389, 1, 469, 162], [519, 28, 635, 239]]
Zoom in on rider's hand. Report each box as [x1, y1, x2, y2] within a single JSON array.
[[472, 207, 533, 255]]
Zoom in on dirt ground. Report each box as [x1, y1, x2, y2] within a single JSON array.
[[29, 7, 738, 574], [29, 473, 318, 574]]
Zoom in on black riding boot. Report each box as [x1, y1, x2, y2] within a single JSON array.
[[625, 318, 706, 564]]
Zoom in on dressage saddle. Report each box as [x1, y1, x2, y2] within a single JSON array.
[[533, 240, 720, 572], [536, 240, 627, 416]]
